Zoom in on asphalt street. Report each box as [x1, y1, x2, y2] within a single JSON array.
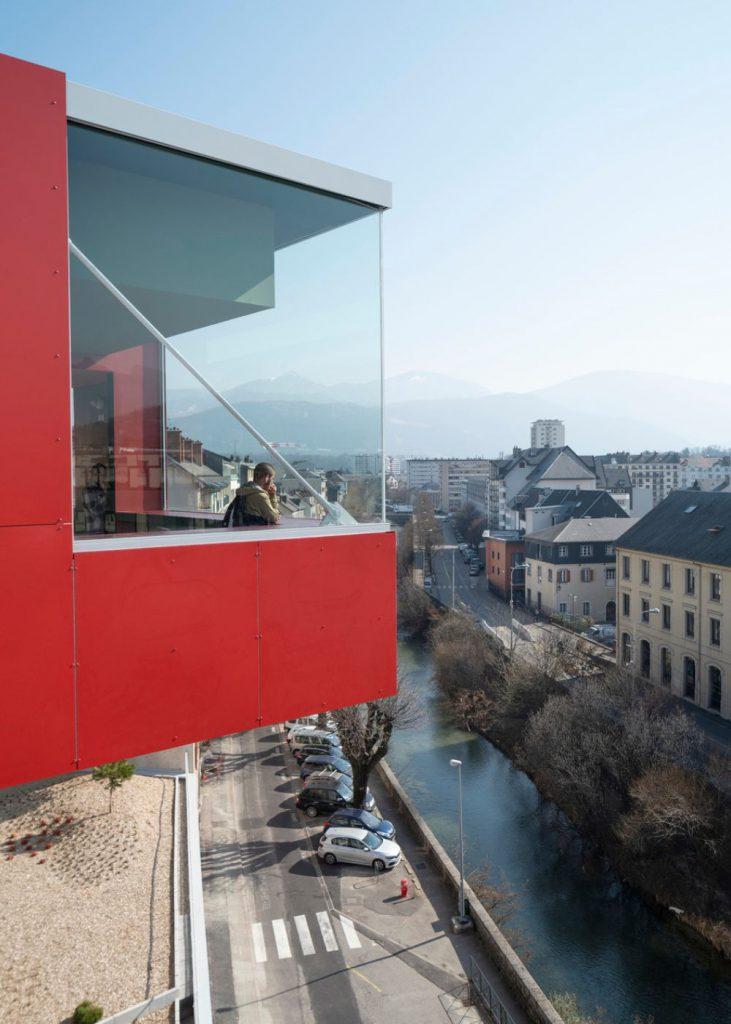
[[200, 728, 498, 1024]]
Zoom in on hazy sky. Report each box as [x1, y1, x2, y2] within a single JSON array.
[[7, 1, 731, 392]]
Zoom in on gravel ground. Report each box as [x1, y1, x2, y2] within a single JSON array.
[[0, 773, 174, 1024]]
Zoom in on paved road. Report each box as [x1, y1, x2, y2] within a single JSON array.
[[200, 728, 518, 1024]]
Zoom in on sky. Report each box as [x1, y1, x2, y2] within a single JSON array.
[[6, 1, 731, 392]]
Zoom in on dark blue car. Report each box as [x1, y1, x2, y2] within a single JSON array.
[[300, 754, 353, 781], [322, 807, 395, 841]]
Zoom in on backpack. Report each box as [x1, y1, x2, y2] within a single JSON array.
[[222, 494, 269, 528]]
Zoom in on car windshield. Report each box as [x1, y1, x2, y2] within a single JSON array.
[[363, 832, 381, 850], [358, 810, 380, 829], [335, 759, 351, 773], [340, 785, 354, 801]]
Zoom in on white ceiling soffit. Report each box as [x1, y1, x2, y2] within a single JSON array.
[[66, 82, 392, 211]]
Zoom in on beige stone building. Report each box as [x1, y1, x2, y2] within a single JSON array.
[[616, 490, 731, 720], [524, 517, 631, 623]]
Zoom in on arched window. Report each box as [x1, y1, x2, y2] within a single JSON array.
[[640, 639, 651, 679], [684, 657, 696, 700], [708, 666, 722, 712], [621, 632, 632, 666], [661, 647, 672, 687]]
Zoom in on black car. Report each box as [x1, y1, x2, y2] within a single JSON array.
[[296, 778, 353, 818], [300, 754, 352, 781], [322, 807, 395, 840], [301, 772, 376, 814]]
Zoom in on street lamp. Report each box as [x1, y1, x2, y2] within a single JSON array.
[[449, 758, 472, 932], [509, 562, 528, 657]]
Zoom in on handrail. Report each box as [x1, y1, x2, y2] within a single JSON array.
[[69, 239, 342, 520]]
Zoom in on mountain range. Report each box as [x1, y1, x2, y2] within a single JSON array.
[[167, 369, 730, 459]]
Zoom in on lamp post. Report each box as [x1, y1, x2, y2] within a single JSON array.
[[509, 562, 528, 657], [449, 758, 472, 932]]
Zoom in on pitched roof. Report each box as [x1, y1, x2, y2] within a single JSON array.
[[530, 448, 595, 483], [617, 490, 731, 566], [532, 488, 628, 519], [526, 518, 632, 544]]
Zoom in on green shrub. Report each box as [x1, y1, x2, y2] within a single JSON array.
[[73, 1000, 104, 1024]]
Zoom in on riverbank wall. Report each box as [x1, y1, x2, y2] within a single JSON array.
[[377, 758, 565, 1024]]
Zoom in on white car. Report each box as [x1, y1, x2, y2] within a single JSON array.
[[285, 718, 337, 744], [318, 826, 401, 872]]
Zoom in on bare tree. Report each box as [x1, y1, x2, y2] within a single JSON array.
[[616, 764, 718, 854], [332, 681, 421, 807], [398, 579, 436, 638], [430, 611, 505, 697]]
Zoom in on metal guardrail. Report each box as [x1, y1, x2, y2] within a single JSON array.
[[469, 956, 518, 1024]]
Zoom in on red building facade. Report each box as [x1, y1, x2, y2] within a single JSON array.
[[485, 533, 525, 602], [0, 53, 396, 789]]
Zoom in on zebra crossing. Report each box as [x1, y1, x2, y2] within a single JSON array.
[[249, 910, 362, 962]]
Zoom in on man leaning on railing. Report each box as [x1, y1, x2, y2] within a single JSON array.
[[223, 462, 281, 527]]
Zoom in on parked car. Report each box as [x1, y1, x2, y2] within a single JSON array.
[[300, 754, 352, 780], [423, 576, 432, 589], [284, 714, 335, 734], [469, 564, 480, 576], [318, 827, 402, 871], [290, 729, 341, 758], [296, 779, 352, 818], [323, 807, 395, 841], [286, 724, 338, 747], [294, 741, 343, 764], [583, 624, 616, 644], [303, 771, 375, 812]]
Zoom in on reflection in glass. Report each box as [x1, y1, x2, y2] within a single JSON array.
[[68, 125, 384, 536]]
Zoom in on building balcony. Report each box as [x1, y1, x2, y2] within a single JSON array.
[[0, 53, 396, 789]]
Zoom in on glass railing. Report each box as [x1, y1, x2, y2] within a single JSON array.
[[68, 123, 383, 538]]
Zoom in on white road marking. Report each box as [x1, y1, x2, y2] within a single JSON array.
[[272, 918, 292, 959], [251, 922, 267, 963], [339, 915, 362, 949], [316, 910, 338, 951], [294, 914, 316, 955]]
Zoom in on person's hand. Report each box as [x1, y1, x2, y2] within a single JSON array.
[[268, 482, 277, 497]]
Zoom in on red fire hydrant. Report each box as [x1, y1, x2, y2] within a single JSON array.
[[400, 877, 409, 899]]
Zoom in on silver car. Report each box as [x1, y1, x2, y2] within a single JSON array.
[[318, 826, 401, 872]]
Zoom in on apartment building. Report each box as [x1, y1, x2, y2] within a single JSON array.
[[530, 419, 565, 448], [484, 530, 525, 602], [605, 452, 730, 507], [616, 490, 731, 720], [1, 52, 396, 789], [406, 457, 490, 512], [486, 446, 596, 530], [354, 453, 382, 475], [525, 518, 631, 623]]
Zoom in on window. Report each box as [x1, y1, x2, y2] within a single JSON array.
[[526, 564, 532, 576], [710, 617, 721, 647], [547, 568, 553, 582], [605, 544, 616, 557], [537, 566, 542, 583], [582, 601, 591, 617], [580, 544, 594, 558], [557, 569, 571, 584], [662, 563, 671, 589], [68, 123, 384, 539], [621, 632, 632, 665], [605, 567, 616, 582], [622, 556, 630, 580], [662, 604, 671, 630], [641, 559, 650, 584], [684, 657, 696, 699], [622, 592, 630, 616], [661, 647, 672, 686], [559, 602, 567, 615], [685, 568, 696, 595], [685, 610, 695, 639], [640, 639, 651, 678], [710, 572, 722, 602], [558, 545, 569, 559], [708, 666, 722, 712], [580, 568, 593, 582], [641, 599, 650, 623]]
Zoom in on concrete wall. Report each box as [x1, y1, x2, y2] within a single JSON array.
[[376, 759, 565, 1024]]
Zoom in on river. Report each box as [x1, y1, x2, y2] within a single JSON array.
[[388, 639, 731, 1024]]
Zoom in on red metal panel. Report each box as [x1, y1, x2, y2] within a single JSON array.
[[0, 54, 71, 527], [74, 542, 260, 767], [258, 531, 397, 724], [0, 524, 75, 788]]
